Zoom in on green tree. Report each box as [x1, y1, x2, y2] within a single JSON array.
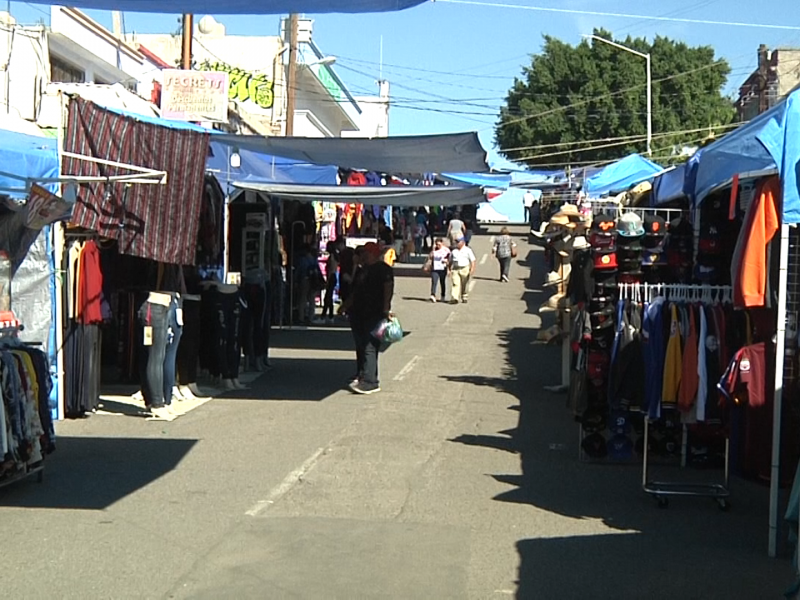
[[495, 29, 735, 167]]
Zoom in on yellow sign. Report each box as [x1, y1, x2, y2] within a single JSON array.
[[200, 60, 275, 109]]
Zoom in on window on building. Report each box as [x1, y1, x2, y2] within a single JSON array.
[[51, 56, 85, 84]]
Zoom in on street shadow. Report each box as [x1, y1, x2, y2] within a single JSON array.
[[269, 328, 356, 352], [214, 356, 354, 402], [0, 437, 197, 510], [441, 235, 794, 597]]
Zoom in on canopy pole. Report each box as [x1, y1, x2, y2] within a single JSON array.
[[769, 222, 791, 557]]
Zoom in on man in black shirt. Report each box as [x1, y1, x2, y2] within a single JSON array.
[[346, 242, 394, 394]]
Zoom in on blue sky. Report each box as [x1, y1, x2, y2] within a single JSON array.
[[11, 0, 800, 168]]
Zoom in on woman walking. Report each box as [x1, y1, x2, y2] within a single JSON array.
[[428, 238, 450, 302], [492, 227, 517, 283]]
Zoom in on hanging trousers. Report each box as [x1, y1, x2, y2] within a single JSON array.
[[176, 297, 201, 386]]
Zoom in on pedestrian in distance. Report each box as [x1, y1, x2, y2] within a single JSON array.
[[492, 227, 517, 283], [320, 240, 339, 323], [449, 235, 476, 304], [447, 211, 467, 246], [428, 237, 450, 302], [341, 242, 394, 395]]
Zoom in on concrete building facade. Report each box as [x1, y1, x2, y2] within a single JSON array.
[[735, 45, 800, 121]]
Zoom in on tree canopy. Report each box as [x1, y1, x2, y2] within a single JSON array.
[[495, 29, 736, 168]]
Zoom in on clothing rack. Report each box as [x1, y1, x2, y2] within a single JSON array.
[[618, 283, 733, 305], [616, 282, 732, 509], [0, 319, 45, 490], [582, 200, 685, 220]]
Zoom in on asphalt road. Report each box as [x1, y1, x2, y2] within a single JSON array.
[[0, 226, 792, 599]]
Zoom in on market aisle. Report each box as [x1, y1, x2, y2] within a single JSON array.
[[0, 227, 792, 599]]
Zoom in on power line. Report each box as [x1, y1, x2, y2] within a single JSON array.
[[510, 122, 743, 162], [432, 0, 800, 31]]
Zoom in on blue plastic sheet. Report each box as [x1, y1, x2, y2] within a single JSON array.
[[584, 154, 663, 196], [207, 141, 337, 189], [757, 89, 800, 225], [26, 0, 424, 14], [651, 163, 688, 206]]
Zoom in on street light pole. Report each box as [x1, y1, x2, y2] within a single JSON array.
[[583, 34, 652, 156]]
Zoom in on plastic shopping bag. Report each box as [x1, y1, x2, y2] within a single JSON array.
[[371, 316, 404, 344]]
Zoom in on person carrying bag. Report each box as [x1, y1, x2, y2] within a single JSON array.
[[492, 227, 517, 283]]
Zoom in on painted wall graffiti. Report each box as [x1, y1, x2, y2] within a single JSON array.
[[200, 60, 275, 109]]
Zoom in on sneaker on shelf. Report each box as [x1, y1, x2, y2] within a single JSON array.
[[430, 295, 437, 303], [349, 381, 381, 395]]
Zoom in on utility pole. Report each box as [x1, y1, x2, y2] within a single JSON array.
[[181, 14, 193, 70], [757, 44, 769, 115], [285, 14, 299, 136]]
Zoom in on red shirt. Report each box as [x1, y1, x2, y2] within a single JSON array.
[[718, 342, 767, 407], [79, 240, 104, 325]]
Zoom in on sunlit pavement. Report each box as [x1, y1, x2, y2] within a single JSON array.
[[0, 226, 791, 599]]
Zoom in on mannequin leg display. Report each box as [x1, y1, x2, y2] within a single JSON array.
[[216, 286, 244, 390], [137, 296, 173, 421], [176, 296, 203, 398], [162, 294, 183, 409], [262, 279, 272, 369]]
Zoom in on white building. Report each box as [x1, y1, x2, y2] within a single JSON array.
[[136, 15, 389, 138]]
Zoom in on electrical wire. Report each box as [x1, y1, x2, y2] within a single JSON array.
[[432, 0, 800, 32]]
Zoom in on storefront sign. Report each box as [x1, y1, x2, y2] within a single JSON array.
[[161, 69, 229, 122], [200, 60, 275, 110]]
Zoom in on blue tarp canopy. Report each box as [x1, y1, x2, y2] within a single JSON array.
[[756, 89, 800, 225], [689, 88, 800, 224], [441, 172, 512, 189], [691, 105, 781, 207], [207, 141, 337, 189], [651, 163, 688, 206], [584, 153, 664, 196], [27, 0, 423, 14], [0, 129, 58, 197]]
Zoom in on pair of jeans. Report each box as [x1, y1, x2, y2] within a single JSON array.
[[213, 291, 241, 379], [138, 300, 170, 408], [351, 321, 381, 385], [242, 283, 267, 357], [498, 256, 512, 279], [322, 276, 337, 318], [176, 297, 200, 385], [430, 270, 447, 299], [163, 294, 183, 405]]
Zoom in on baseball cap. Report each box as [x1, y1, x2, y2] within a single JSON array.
[[698, 223, 722, 254], [641, 250, 668, 267], [617, 213, 645, 238], [617, 271, 644, 285], [581, 406, 608, 433], [592, 249, 618, 270], [362, 242, 382, 257], [608, 410, 632, 435], [607, 434, 634, 461], [643, 214, 667, 237], [591, 214, 617, 236], [590, 231, 617, 251], [587, 350, 610, 383], [581, 432, 608, 458]]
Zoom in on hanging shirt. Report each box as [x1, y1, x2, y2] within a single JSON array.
[[718, 342, 768, 408], [703, 306, 724, 423], [662, 303, 683, 405], [642, 296, 666, 419], [678, 306, 700, 412], [731, 176, 780, 307], [79, 240, 105, 325], [696, 307, 708, 421]]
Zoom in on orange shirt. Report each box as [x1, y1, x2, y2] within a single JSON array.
[[732, 176, 780, 307]]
